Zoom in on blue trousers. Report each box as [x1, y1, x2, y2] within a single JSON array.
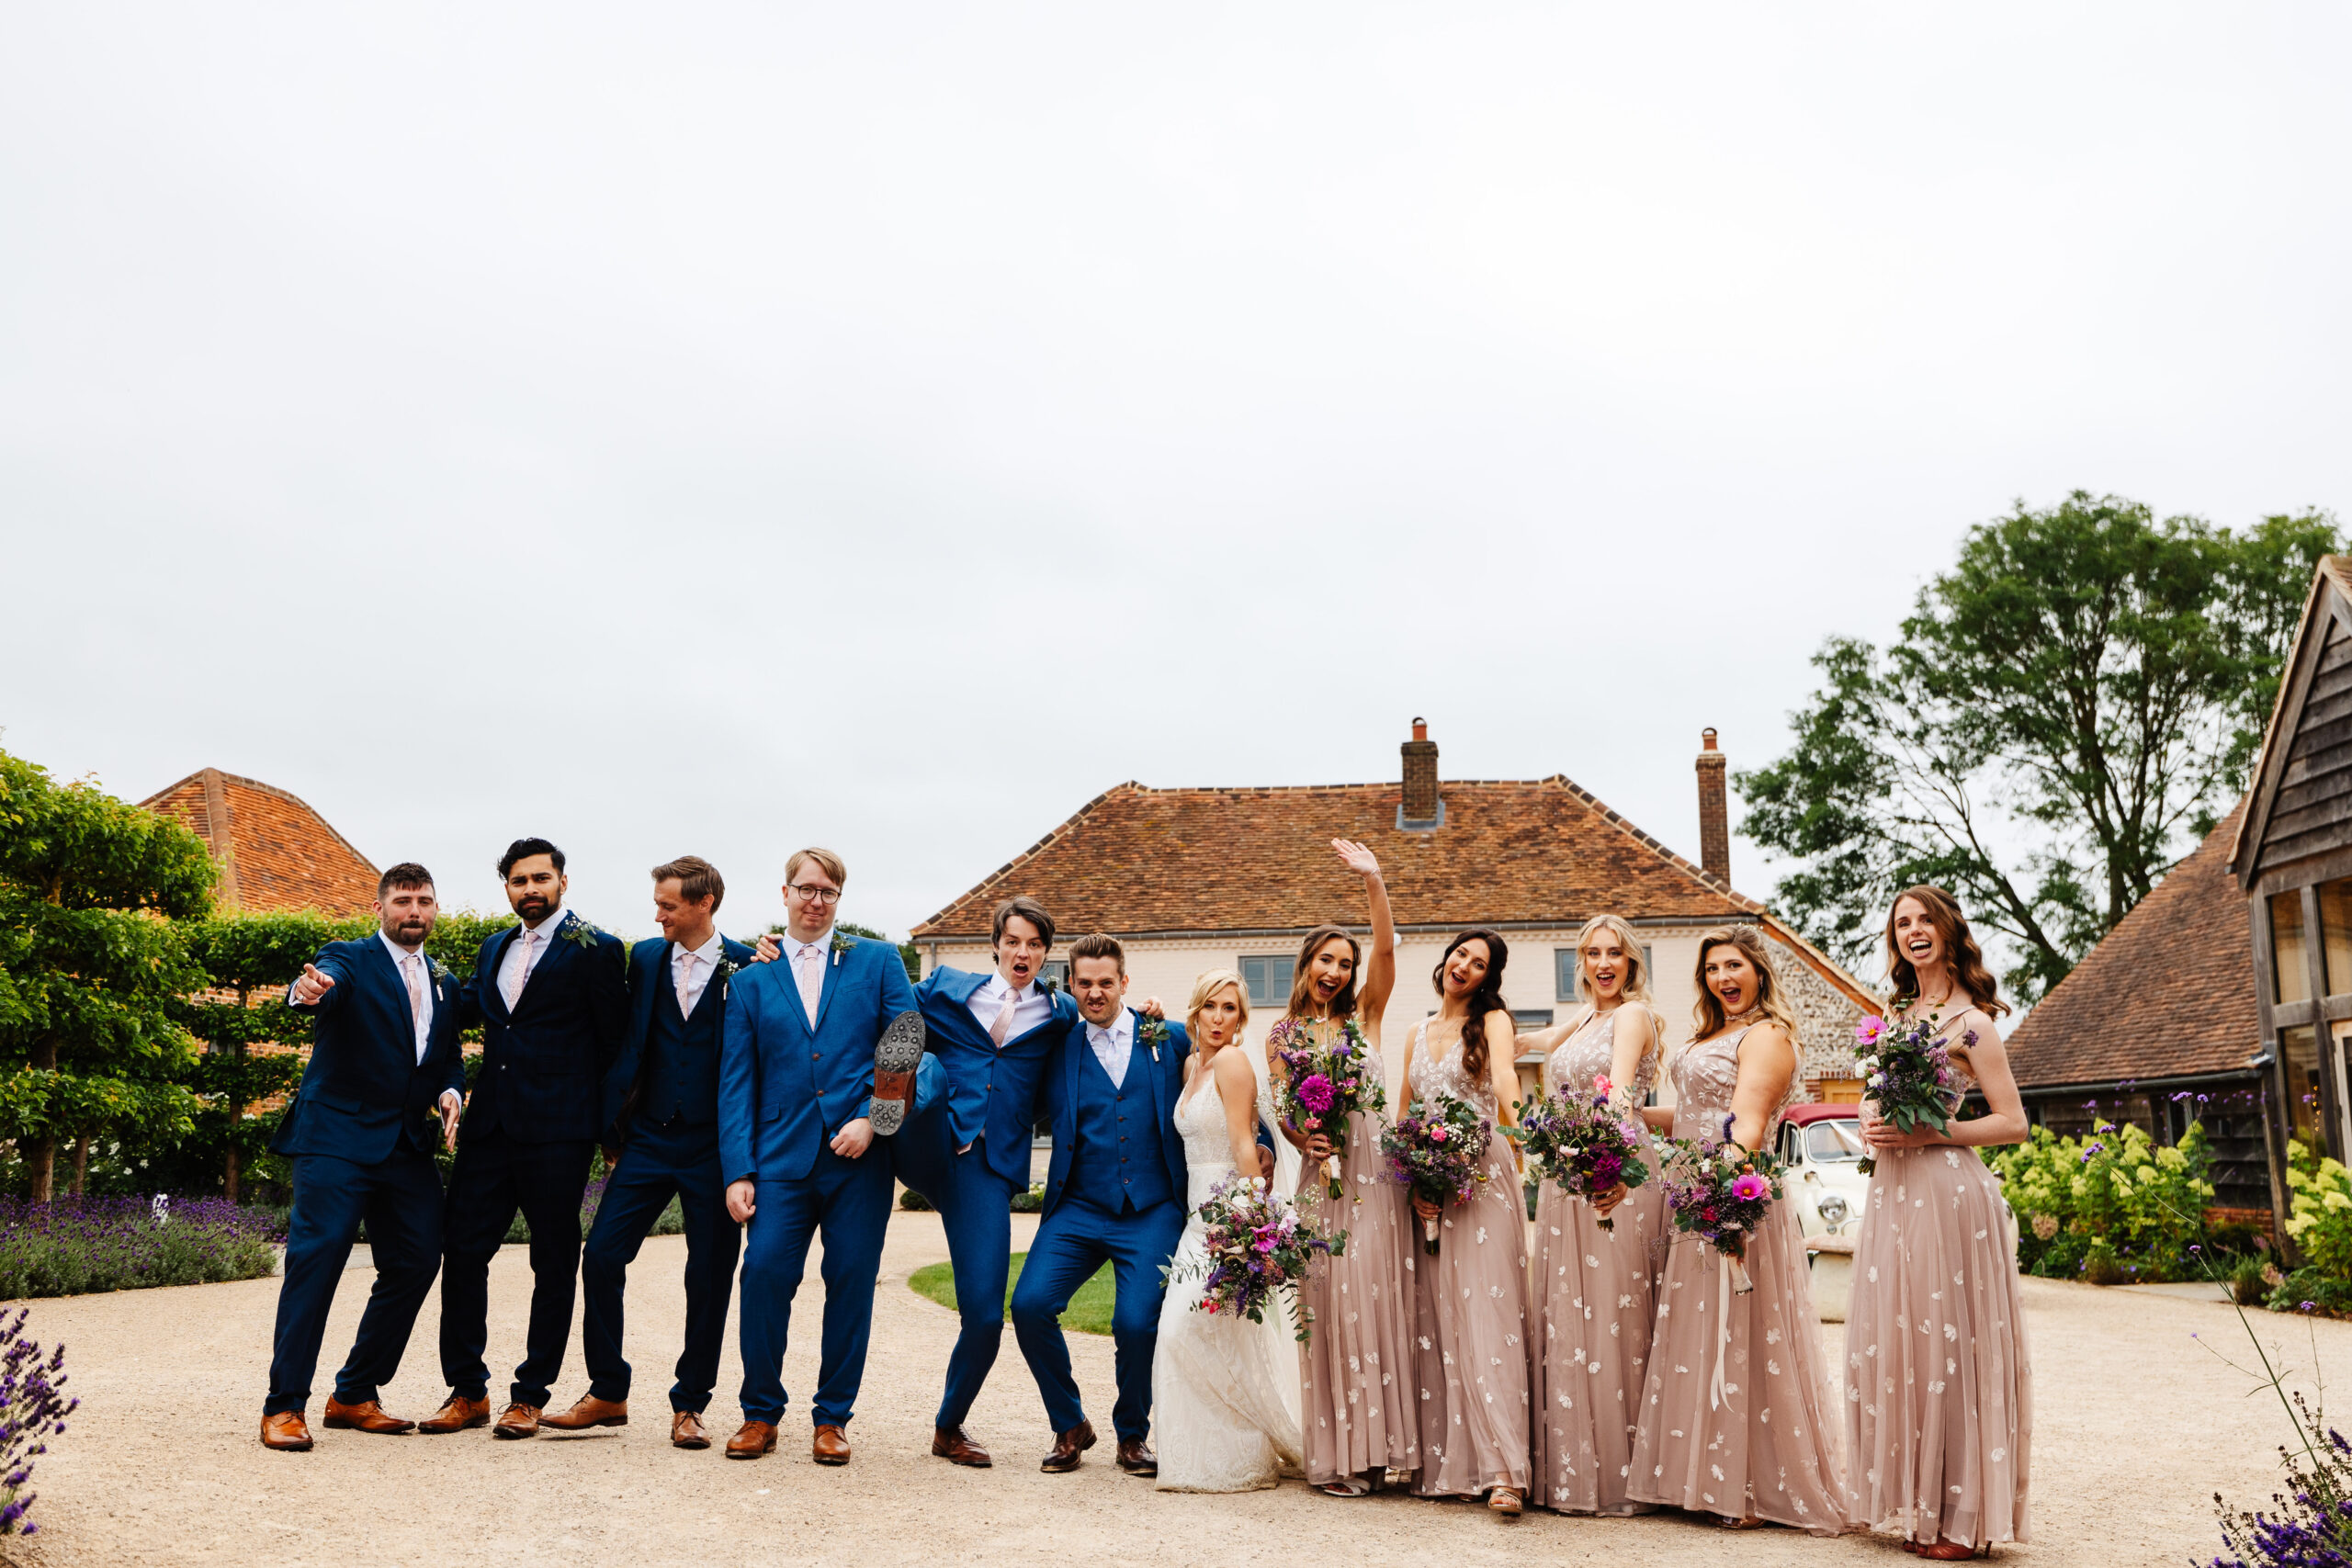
[[266, 1147, 444, 1416], [581, 1120, 739, 1413], [438, 1129, 594, 1406], [1011, 1192, 1184, 1444], [736, 1143, 894, 1427], [930, 1138, 1018, 1431]]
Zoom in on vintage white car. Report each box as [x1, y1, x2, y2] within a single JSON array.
[[1775, 1102, 1870, 1240]]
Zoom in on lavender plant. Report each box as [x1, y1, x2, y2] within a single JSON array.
[[0, 1308, 74, 1536], [0, 1194, 282, 1299]]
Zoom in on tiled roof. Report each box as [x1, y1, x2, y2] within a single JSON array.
[[910, 775, 1763, 941], [2007, 798, 2258, 1089], [140, 769, 379, 917]]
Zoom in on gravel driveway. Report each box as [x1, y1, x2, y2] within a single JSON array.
[[3, 1208, 2335, 1566]]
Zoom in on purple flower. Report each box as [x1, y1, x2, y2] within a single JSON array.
[[1296, 1074, 1336, 1113]]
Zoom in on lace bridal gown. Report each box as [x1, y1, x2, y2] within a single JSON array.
[[1152, 1069, 1305, 1493]]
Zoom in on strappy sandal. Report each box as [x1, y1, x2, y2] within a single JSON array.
[[1487, 1487, 1522, 1517], [1318, 1477, 1371, 1498]]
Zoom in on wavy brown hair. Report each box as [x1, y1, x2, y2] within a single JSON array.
[[1883, 885, 2010, 1019], [1687, 925, 1802, 1050], [1285, 924, 1361, 1022], [1430, 930, 1510, 1084]]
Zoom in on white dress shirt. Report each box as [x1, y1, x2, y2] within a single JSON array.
[[969, 971, 1053, 1045], [1086, 1009, 1134, 1090], [379, 931, 433, 1065], [673, 930, 724, 1019], [500, 910, 564, 1010], [783, 924, 833, 1028]]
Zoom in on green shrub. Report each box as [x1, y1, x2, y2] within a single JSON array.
[[1010, 1182, 1046, 1213], [899, 1188, 933, 1212], [1987, 1117, 2215, 1282]]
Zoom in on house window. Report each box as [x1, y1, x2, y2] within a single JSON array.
[[2284, 1024, 2323, 1145], [1241, 954, 1295, 1009], [1554, 943, 1657, 1001], [1039, 960, 1068, 994], [1511, 1008, 1555, 1031], [2273, 892, 2313, 1005], [2323, 880, 2352, 996]]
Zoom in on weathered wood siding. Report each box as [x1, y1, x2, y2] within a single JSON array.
[[2257, 618, 2352, 877]]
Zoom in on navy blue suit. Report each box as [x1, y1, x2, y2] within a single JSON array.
[[1012, 1010, 1191, 1444], [578, 934, 753, 1414], [266, 934, 467, 1417], [897, 965, 1081, 1432], [439, 908, 628, 1407], [719, 932, 918, 1428]]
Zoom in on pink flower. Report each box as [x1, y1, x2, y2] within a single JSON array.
[[1729, 1173, 1770, 1202], [1855, 1016, 1885, 1046], [1594, 1075, 1613, 1100], [1297, 1073, 1336, 1112], [1430, 1126, 1448, 1143]]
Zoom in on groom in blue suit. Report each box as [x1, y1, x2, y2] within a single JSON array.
[[1011, 933, 1189, 1476], [898, 895, 1081, 1468], [718, 846, 921, 1464], [261, 863, 467, 1450]]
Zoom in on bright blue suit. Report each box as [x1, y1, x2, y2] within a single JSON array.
[[897, 965, 1081, 1432], [719, 933, 918, 1428], [1011, 1010, 1190, 1444], [266, 935, 467, 1417], [578, 934, 754, 1414]]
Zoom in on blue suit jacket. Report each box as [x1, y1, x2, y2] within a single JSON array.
[[913, 965, 1081, 1189], [458, 909, 629, 1144], [1038, 1010, 1192, 1221], [718, 935, 920, 1185], [273, 936, 469, 1166], [601, 934, 757, 1140]]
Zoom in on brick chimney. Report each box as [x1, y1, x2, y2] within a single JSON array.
[[1400, 717, 1442, 828], [1696, 728, 1730, 886]]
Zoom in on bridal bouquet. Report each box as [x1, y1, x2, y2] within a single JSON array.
[[1171, 1173, 1346, 1342], [1269, 1018, 1387, 1200], [1660, 1136, 1786, 1293], [1381, 1097, 1492, 1256], [1507, 1075, 1651, 1232], [1851, 1010, 1973, 1177]]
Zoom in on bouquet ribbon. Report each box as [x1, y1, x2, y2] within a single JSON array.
[[1707, 1251, 1755, 1413]]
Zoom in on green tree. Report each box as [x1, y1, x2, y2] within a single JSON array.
[[1739, 493, 2341, 1000], [0, 750, 216, 1200]]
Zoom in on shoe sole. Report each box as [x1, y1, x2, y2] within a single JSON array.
[[814, 1453, 850, 1466], [418, 1421, 488, 1434], [492, 1427, 538, 1440], [673, 1438, 711, 1450], [868, 1010, 926, 1135], [726, 1442, 776, 1460], [543, 1416, 628, 1430], [322, 1418, 415, 1434], [934, 1451, 992, 1468], [261, 1439, 313, 1452]]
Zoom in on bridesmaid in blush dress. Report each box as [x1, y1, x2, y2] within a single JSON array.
[[1268, 840, 1419, 1498], [1403, 930, 1532, 1517], [1520, 913, 1668, 1516], [1847, 886, 2031, 1560], [1628, 925, 1852, 1535]]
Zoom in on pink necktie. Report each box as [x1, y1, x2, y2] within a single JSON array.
[[989, 987, 1020, 1047], [676, 953, 700, 1020], [505, 930, 540, 1010], [795, 945, 822, 1027], [402, 953, 428, 1063]]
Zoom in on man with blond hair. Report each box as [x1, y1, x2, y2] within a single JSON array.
[[718, 847, 922, 1464]]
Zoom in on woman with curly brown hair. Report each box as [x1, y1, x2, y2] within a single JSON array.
[[1846, 886, 2031, 1560]]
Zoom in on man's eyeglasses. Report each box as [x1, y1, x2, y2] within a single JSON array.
[[787, 884, 842, 905]]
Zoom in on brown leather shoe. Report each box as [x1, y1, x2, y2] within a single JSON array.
[[867, 1010, 925, 1134], [932, 1425, 992, 1467], [322, 1395, 415, 1435], [492, 1403, 542, 1439], [540, 1393, 628, 1431], [417, 1395, 492, 1435], [672, 1410, 711, 1450], [813, 1424, 851, 1465], [1114, 1438, 1157, 1476], [1041, 1419, 1097, 1473], [727, 1420, 778, 1460], [260, 1411, 314, 1451]]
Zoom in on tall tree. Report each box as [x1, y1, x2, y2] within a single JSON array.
[[177, 915, 352, 1202], [0, 750, 215, 1200], [1738, 492, 2341, 1001]]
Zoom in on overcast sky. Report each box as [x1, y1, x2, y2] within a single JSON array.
[[5, 5, 2347, 953]]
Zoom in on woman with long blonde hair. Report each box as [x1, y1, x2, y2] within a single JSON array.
[[1152, 968, 1303, 1492], [1264, 840, 1417, 1498], [1846, 886, 2030, 1559], [1524, 913, 1668, 1516], [1627, 926, 1852, 1534]]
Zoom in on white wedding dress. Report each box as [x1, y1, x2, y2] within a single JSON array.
[[1151, 1065, 1306, 1493]]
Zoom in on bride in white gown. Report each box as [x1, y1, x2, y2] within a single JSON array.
[[1153, 968, 1306, 1493]]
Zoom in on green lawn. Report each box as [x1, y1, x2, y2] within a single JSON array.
[[908, 1251, 1116, 1335]]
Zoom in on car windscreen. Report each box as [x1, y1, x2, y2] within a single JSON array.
[[1804, 1119, 1865, 1162]]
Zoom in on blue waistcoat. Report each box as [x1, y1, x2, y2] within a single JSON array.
[[1067, 1036, 1176, 1214], [640, 953, 726, 1126]]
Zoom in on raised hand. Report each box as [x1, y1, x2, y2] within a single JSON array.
[[1331, 839, 1381, 879], [752, 933, 781, 964], [291, 963, 335, 1006]]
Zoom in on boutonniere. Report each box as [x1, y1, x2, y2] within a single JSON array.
[[559, 916, 604, 953], [715, 952, 740, 1000], [429, 956, 455, 1000], [1135, 1015, 1171, 1064], [830, 931, 854, 968]]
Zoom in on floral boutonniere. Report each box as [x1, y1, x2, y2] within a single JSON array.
[[1135, 1015, 1171, 1064], [559, 915, 604, 953], [830, 931, 855, 968], [428, 956, 455, 1000], [715, 951, 741, 1000]]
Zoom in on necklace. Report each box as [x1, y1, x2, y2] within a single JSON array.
[[1722, 1002, 1766, 1028]]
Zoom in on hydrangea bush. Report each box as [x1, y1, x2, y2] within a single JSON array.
[[1988, 1117, 2213, 1282]]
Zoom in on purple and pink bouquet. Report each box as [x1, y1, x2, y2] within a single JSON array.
[[1381, 1096, 1492, 1255], [1851, 1010, 1973, 1176], [1171, 1173, 1347, 1342], [1660, 1136, 1786, 1293], [1507, 1074, 1651, 1232], [1270, 1018, 1388, 1200]]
